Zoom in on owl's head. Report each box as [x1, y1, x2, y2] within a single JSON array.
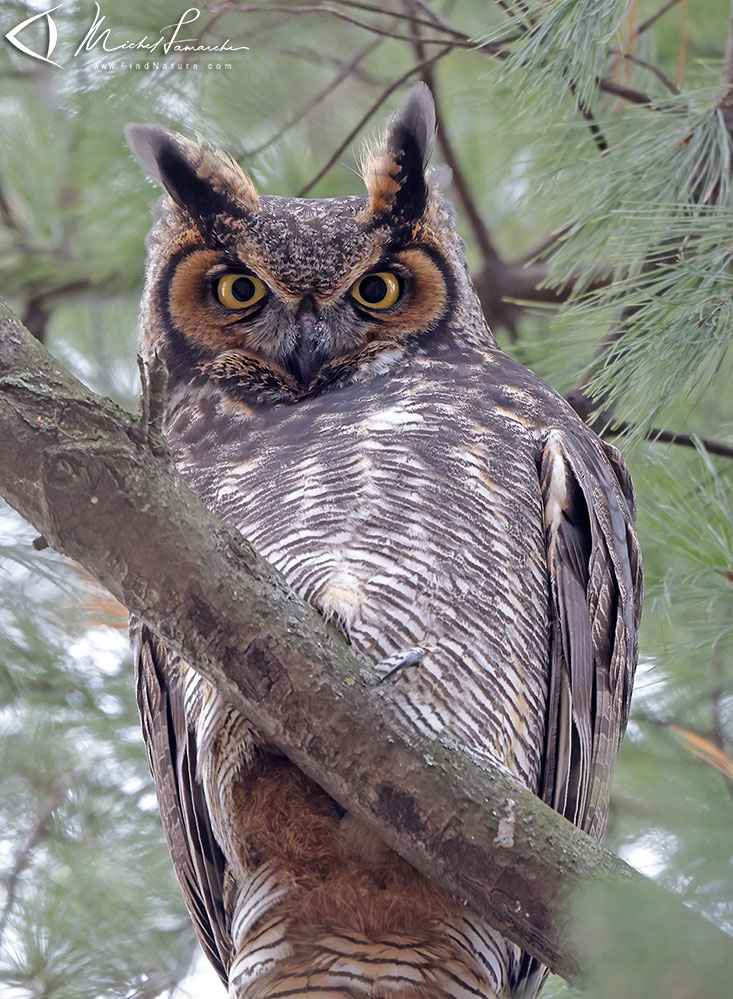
[[127, 85, 487, 403]]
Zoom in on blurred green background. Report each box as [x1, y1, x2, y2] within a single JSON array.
[[0, 2, 731, 997]]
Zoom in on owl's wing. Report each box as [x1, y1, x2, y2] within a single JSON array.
[[133, 622, 232, 984], [514, 428, 642, 998], [537, 428, 641, 837]]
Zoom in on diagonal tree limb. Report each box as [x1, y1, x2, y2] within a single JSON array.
[[1, 301, 732, 992]]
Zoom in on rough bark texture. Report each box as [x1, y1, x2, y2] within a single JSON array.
[[0, 299, 730, 990]]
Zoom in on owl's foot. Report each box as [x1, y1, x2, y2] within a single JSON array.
[[375, 648, 424, 683], [131, 352, 169, 455]]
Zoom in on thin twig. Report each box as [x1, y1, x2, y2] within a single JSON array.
[[296, 46, 453, 196], [428, 107, 499, 220], [567, 77, 609, 152], [599, 78, 654, 105], [515, 224, 573, 265], [495, 0, 516, 19], [677, 0, 687, 88], [492, 0, 532, 20], [225, 10, 295, 43], [616, 52, 681, 95], [722, 0, 733, 88], [333, 0, 466, 38], [411, 0, 472, 34], [227, 4, 479, 46], [495, 0, 523, 20], [271, 45, 381, 82], [406, 2, 500, 262], [636, 0, 683, 37], [242, 38, 381, 158], [192, 7, 228, 45]]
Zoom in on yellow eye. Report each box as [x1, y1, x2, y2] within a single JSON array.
[[351, 271, 401, 310], [216, 272, 268, 309]]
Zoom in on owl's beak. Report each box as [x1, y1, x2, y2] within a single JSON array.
[[288, 297, 322, 387]]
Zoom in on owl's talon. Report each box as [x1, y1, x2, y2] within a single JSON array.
[[375, 648, 424, 683], [132, 352, 169, 455]]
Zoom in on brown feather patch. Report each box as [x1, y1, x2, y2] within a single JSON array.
[[168, 249, 255, 355], [365, 247, 448, 342], [228, 755, 460, 981], [185, 134, 259, 212], [361, 136, 404, 217]]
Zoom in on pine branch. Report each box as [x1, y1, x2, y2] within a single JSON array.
[[2, 301, 733, 991], [0, 775, 73, 941]]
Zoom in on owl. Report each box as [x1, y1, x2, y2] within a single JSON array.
[[126, 84, 642, 999]]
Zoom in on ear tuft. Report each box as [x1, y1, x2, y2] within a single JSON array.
[[125, 124, 258, 219], [394, 82, 436, 173], [362, 83, 436, 223]]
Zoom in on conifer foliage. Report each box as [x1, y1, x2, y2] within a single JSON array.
[[0, 3, 731, 997]]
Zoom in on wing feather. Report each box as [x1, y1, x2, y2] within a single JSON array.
[[538, 427, 641, 834], [132, 622, 232, 984], [514, 428, 642, 999]]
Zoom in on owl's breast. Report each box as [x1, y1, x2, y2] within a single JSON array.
[[168, 360, 551, 788]]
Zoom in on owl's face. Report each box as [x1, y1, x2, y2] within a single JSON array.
[[127, 87, 475, 403]]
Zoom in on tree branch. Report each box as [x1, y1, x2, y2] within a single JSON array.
[[1, 301, 732, 990], [606, 421, 733, 461]]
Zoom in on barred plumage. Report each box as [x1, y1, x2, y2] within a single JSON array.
[[127, 84, 642, 999]]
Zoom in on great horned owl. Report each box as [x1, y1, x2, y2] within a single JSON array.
[[126, 85, 642, 999]]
